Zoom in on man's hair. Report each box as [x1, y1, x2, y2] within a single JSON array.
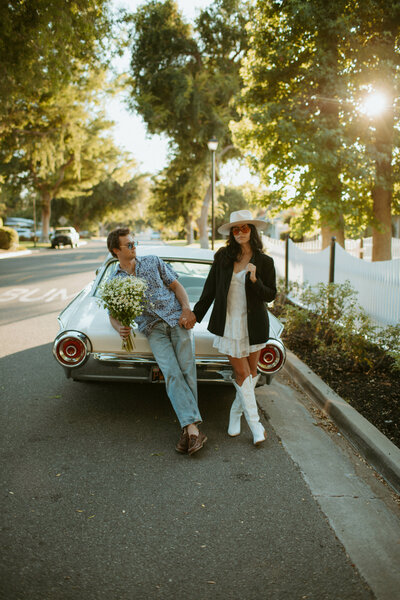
[[107, 227, 131, 258]]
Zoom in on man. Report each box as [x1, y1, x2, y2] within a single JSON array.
[[106, 227, 206, 455]]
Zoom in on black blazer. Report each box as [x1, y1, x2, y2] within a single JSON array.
[[193, 248, 277, 345]]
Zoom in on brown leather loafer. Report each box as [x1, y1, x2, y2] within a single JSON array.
[[187, 431, 207, 455], [175, 429, 189, 454]]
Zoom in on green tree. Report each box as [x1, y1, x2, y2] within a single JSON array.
[[232, 0, 357, 249], [125, 0, 249, 246], [1, 70, 130, 239], [0, 0, 112, 140], [53, 173, 146, 233], [232, 0, 400, 259], [150, 154, 206, 243], [346, 0, 400, 260]]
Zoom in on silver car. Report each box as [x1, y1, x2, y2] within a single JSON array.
[[53, 245, 286, 385]]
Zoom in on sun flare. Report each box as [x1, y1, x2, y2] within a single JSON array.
[[360, 91, 388, 117]]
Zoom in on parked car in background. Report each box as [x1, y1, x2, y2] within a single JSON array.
[[15, 227, 34, 241], [52, 246, 286, 386], [4, 218, 34, 241], [50, 226, 80, 248]]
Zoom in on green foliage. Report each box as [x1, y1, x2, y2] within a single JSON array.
[[232, 0, 400, 248], [125, 0, 249, 233], [52, 173, 144, 231], [280, 279, 400, 373], [0, 0, 113, 138], [1, 69, 133, 237], [0, 226, 18, 250]]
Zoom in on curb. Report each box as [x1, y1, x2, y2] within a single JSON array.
[[283, 350, 400, 494], [0, 241, 87, 260], [0, 249, 33, 259]]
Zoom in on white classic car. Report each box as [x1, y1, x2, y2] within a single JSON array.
[[52, 245, 286, 385]]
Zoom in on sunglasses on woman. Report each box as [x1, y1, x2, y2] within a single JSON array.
[[121, 241, 138, 249], [231, 224, 251, 235]]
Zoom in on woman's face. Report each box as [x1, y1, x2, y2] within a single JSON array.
[[231, 223, 251, 245]]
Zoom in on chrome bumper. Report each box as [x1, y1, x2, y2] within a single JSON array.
[[64, 352, 234, 384]]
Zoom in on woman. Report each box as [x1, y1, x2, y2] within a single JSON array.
[[193, 210, 277, 445]]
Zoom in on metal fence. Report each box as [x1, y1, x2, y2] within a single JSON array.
[[264, 236, 400, 327]]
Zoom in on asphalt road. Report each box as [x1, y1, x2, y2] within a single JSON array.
[[0, 242, 385, 599]]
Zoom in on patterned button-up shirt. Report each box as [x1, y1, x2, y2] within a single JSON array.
[[113, 255, 182, 337]]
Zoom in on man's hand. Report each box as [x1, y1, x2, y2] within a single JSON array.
[[179, 308, 196, 329], [117, 325, 132, 339], [110, 315, 132, 339], [169, 280, 196, 329]]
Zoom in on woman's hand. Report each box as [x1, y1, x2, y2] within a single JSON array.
[[246, 263, 257, 283]]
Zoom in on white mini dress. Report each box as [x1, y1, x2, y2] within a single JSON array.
[[213, 269, 267, 358]]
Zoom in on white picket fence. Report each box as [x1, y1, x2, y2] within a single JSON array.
[[264, 236, 400, 328], [296, 236, 400, 260]]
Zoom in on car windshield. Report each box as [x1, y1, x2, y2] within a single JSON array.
[[55, 228, 73, 234], [95, 258, 211, 303]]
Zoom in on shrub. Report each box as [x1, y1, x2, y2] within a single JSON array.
[[0, 226, 19, 250], [278, 279, 400, 373]]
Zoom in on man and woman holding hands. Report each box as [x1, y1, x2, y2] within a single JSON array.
[[107, 210, 276, 456]]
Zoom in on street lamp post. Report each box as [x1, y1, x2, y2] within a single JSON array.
[[207, 137, 218, 250]]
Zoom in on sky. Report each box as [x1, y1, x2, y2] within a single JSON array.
[[107, 0, 252, 184]]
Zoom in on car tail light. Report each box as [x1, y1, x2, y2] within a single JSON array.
[[53, 331, 91, 367], [258, 339, 286, 374]]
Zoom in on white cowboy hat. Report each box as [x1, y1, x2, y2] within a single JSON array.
[[218, 209, 268, 235]]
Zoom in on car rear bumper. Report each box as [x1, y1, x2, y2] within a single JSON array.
[[63, 352, 235, 384]]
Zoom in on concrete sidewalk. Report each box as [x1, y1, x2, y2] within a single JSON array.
[[284, 350, 400, 494], [257, 365, 400, 600]]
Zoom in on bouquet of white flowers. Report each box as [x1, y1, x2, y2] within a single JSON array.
[[97, 275, 148, 351]]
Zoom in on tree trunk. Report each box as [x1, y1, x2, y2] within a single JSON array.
[[198, 183, 211, 249], [372, 187, 392, 261], [185, 215, 194, 245], [316, 24, 345, 252], [371, 106, 393, 262], [40, 190, 52, 241], [321, 217, 345, 249]]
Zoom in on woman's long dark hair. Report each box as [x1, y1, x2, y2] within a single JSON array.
[[220, 224, 264, 265]]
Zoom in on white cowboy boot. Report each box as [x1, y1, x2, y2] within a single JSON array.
[[228, 394, 242, 436], [232, 375, 266, 445], [228, 374, 260, 437]]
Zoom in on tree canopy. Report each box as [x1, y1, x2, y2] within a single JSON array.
[[125, 0, 250, 245], [232, 0, 400, 259], [0, 0, 113, 140]]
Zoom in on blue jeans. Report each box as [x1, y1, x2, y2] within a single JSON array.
[[148, 322, 201, 428]]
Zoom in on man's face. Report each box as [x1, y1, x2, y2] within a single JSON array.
[[114, 234, 136, 261]]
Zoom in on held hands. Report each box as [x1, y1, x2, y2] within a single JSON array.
[[246, 263, 257, 283], [179, 308, 197, 329]]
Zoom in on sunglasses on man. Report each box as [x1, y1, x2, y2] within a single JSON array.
[[121, 241, 138, 249], [231, 224, 251, 235]]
